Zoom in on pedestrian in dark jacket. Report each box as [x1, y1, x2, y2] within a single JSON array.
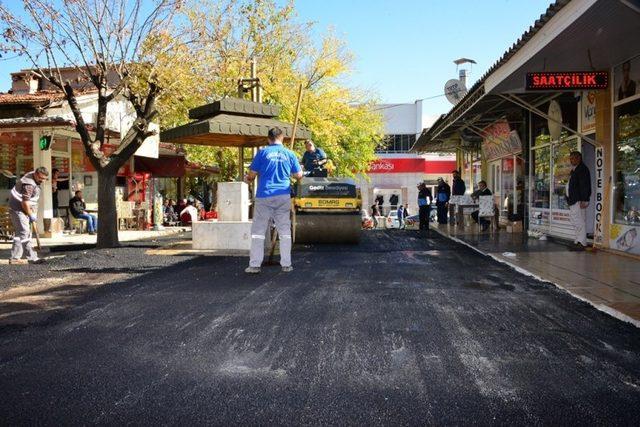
[[417, 183, 432, 231], [435, 178, 451, 224], [566, 151, 592, 251], [450, 170, 466, 224], [451, 170, 466, 196]]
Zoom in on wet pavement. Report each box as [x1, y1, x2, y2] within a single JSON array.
[[0, 230, 639, 424]]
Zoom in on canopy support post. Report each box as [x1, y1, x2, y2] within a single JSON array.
[[238, 146, 245, 181]]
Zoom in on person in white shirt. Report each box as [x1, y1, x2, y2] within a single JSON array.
[[179, 200, 199, 225]]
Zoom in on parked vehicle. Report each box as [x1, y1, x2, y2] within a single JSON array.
[[385, 211, 400, 229]]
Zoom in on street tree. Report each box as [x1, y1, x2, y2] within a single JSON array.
[[0, 0, 188, 248], [157, 0, 383, 179]]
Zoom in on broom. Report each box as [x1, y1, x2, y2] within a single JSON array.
[[266, 83, 303, 265]]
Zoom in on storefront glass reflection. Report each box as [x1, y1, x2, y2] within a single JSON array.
[[614, 97, 640, 225], [532, 145, 550, 209], [552, 137, 578, 211]]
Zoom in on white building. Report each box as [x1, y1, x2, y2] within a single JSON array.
[[359, 100, 456, 215]]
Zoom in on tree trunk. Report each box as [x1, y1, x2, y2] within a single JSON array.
[[96, 170, 119, 248]]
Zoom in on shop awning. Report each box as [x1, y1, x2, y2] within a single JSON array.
[[134, 155, 186, 177], [160, 97, 311, 148], [412, 92, 554, 153]]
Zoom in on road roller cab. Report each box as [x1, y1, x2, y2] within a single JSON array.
[[292, 177, 362, 244]]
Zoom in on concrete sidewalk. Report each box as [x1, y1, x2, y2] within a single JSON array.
[[0, 226, 189, 255], [431, 223, 640, 326]]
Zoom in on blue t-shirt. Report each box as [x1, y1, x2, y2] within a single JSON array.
[[250, 144, 301, 198], [302, 148, 326, 171]]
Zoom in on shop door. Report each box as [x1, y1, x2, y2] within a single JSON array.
[[581, 141, 596, 237], [490, 162, 501, 199], [550, 138, 579, 240]]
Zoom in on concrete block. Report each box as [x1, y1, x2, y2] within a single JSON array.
[[217, 182, 250, 222], [192, 220, 252, 251]]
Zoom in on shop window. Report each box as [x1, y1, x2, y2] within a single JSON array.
[[500, 156, 524, 216], [532, 96, 578, 137], [551, 138, 578, 211], [614, 97, 640, 225], [532, 146, 550, 209], [377, 134, 416, 153]]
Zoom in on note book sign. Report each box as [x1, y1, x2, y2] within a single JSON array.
[[526, 71, 608, 91]]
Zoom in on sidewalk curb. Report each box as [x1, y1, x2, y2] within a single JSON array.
[[431, 226, 640, 329]]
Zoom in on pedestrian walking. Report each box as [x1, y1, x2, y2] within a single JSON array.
[[417, 182, 432, 232], [244, 127, 303, 273], [397, 204, 405, 229], [436, 177, 451, 225], [8, 167, 48, 264], [371, 204, 380, 228], [566, 151, 591, 251]]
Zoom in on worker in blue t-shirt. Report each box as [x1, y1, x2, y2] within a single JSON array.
[[244, 127, 303, 274], [301, 140, 328, 177]]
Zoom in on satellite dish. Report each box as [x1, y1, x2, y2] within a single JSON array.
[[444, 79, 467, 105], [547, 100, 562, 141]]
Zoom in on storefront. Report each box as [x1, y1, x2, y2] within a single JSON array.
[[358, 155, 456, 215], [528, 95, 595, 240], [412, 0, 640, 258], [610, 54, 640, 255], [481, 119, 525, 223]]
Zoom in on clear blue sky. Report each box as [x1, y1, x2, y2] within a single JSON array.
[[0, 0, 553, 120], [292, 0, 553, 119]]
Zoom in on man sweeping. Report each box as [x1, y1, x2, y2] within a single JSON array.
[[244, 127, 303, 273], [8, 167, 48, 264]]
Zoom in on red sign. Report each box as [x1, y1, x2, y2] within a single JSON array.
[[526, 71, 608, 90], [368, 158, 455, 174]]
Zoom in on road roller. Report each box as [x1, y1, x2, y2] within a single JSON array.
[[292, 177, 362, 244]]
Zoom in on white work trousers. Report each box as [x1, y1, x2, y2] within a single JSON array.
[[249, 194, 292, 268], [569, 202, 587, 246], [9, 209, 38, 261]]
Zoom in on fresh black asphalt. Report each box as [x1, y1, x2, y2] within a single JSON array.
[[1, 230, 639, 425]]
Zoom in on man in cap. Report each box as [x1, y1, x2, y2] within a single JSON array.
[[8, 167, 49, 263]]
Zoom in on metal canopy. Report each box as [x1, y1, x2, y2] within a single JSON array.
[[490, 0, 640, 93], [411, 91, 553, 153], [160, 97, 311, 148], [411, 0, 640, 154]]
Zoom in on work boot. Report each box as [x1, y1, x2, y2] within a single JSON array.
[[29, 258, 47, 264], [281, 266, 293, 273], [244, 266, 261, 274]]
